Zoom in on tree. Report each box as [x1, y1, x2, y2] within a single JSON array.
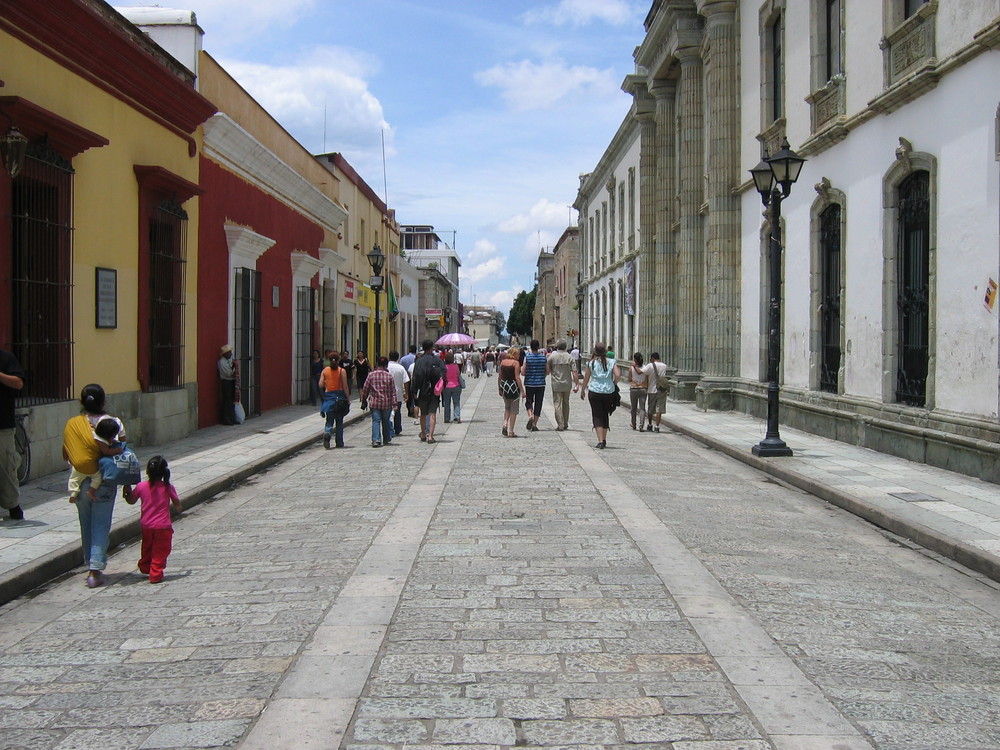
[[507, 286, 536, 338], [493, 310, 506, 338]]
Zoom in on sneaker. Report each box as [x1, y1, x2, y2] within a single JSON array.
[[654, 427, 660, 433], [8, 505, 24, 521], [372, 441, 381, 448]]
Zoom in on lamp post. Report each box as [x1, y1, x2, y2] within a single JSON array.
[[749, 138, 806, 458], [0, 125, 28, 178], [367, 244, 385, 361]]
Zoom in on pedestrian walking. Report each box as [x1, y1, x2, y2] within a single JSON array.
[[124, 455, 182, 583], [353, 350, 371, 392], [410, 339, 446, 444], [387, 350, 410, 438], [643, 352, 669, 432], [522, 340, 547, 431], [361, 357, 396, 447], [67, 417, 122, 504], [546, 339, 578, 431], [627, 352, 649, 431], [580, 342, 620, 450], [62, 384, 128, 587], [470, 349, 482, 378], [0, 348, 25, 521], [218, 344, 239, 425], [484, 348, 496, 376], [400, 344, 417, 416], [319, 354, 351, 449], [442, 351, 463, 424], [498, 346, 525, 437], [309, 349, 324, 405]]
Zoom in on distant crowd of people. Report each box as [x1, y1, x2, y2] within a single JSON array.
[[310, 337, 668, 452]]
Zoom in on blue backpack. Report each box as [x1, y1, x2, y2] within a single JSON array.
[[100, 444, 142, 485]]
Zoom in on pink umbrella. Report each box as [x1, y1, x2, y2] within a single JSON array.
[[435, 332, 477, 347]]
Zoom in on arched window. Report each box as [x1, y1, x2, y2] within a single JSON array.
[[894, 170, 930, 406], [818, 203, 842, 393]]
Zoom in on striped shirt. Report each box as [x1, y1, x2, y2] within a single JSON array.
[[523, 350, 547, 387]]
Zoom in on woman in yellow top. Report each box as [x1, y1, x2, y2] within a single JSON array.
[[319, 354, 352, 449], [62, 383, 126, 588]]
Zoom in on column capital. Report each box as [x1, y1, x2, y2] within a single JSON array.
[[650, 78, 677, 99], [697, 0, 738, 20]]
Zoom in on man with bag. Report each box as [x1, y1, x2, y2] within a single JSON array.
[[409, 339, 445, 444], [642, 352, 669, 433]]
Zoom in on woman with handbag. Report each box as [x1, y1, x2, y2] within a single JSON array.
[[580, 342, 620, 449], [442, 351, 464, 424], [319, 354, 351, 449], [498, 347, 525, 437], [62, 384, 129, 588]]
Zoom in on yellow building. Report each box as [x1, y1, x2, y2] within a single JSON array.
[[0, 0, 215, 476]]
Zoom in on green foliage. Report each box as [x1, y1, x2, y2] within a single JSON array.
[[507, 286, 536, 337]]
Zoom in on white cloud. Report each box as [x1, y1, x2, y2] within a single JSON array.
[[467, 238, 499, 263], [522, 0, 638, 27], [487, 287, 522, 314], [475, 59, 617, 111], [220, 46, 390, 159], [497, 199, 573, 234], [460, 257, 506, 286], [121, 0, 320, 43]]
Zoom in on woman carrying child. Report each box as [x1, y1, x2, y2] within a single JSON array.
[[62, 384, 128, 588], [126, 455, 182, 583]]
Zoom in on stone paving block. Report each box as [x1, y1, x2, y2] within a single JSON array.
[[520, 718, 620, 745], [52, 728, 152, 750], [570, 697, 664, 717], [357, 697, 498, 719], [431, 717, 517, 744], [137, 718, 248, 748], [350, 717, 428, 743], [499, 698, 567, 719], [621, 714, 709, 742], [462, 654, 561, 673]]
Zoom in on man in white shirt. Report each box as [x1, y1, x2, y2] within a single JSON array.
[[387, 350, 410, 437], [546, 339, 579, 431], [642, 352, 668, 432]]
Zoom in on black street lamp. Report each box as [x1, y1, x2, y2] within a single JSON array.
[[750, 138, 805, 458], [367, 244, 385, 361]]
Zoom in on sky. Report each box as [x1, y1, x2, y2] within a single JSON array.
[[125, 0, 649, 314]]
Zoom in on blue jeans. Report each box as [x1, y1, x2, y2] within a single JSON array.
[[322, 390, 347, 446], [370, 408, 392, 444], [76, 481, 117, 571], [442, 387, 462, 422]]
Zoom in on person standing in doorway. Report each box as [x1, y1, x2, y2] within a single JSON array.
[[218, 345, 238, 425], [0, 349, 25, 521], [546, 339, 578, 431]]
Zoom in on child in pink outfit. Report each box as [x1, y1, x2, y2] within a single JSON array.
[[125, 455, 182, 583]]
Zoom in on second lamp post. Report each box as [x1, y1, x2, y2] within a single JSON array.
[[367, 244, 385, 362], [749, 138, 805, 458]]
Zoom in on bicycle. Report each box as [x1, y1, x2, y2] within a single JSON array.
[[14, 413, 30, 486]]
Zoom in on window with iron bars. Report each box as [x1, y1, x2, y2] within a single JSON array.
[[10, 141, 74, 406], [895, 170, 930, 407], [818, 203, 842, 393], [148, 200, 187, 390]]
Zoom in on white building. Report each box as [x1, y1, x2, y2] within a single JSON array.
[[607, 0, 1000, 480], [575, 113, 641, 357]]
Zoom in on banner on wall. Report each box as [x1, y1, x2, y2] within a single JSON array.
[[624, 260, 635, 315]]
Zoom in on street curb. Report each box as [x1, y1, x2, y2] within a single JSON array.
[[0, 413, 364, 606], [662, 415, 1000, 585]]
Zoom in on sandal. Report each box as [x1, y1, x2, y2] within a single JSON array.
[[427, 437, 436, 444]]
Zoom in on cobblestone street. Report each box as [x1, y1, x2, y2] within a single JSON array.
[[4, 376, 1000, 749]]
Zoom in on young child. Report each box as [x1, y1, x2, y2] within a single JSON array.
[[125, 455, 182, 583], [68, 417, 122, 503]]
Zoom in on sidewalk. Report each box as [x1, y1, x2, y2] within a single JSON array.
[[0, 402, 366, 605], [3, 394, 1000, 607]]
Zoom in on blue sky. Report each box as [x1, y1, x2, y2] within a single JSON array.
[[126, 0, 648, 314]]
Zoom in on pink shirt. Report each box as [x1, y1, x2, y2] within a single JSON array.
[[444, 363, 461, 389], [131, 481, 179, 529]]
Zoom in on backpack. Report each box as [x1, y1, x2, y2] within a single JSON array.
[[101, 444, 142, 485], [653, 363, 670, 391]]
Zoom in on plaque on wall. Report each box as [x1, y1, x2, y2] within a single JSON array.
[[95, 267, 117, 329]]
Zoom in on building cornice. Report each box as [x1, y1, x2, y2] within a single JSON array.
[[204, 113, 348, 233], [0, 0, 216, 152]]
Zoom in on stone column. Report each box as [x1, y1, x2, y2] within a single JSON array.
[[633, 89, 658, 357], [698, 0, 741, 410], [650, 79, 677, 370], [673, 46, 705, 401]]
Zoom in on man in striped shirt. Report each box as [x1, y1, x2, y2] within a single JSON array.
[[522, 339, 548, 432]]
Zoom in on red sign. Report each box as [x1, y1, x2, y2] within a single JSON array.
[[344, 279, 355, 299]]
